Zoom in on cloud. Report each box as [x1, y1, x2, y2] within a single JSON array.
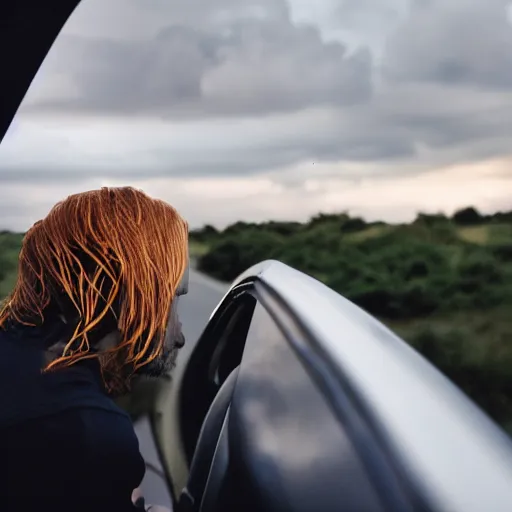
[[334, 0, 407, 54], [0, 104, 419, 184], [12, 0, 512, 172], [12, 77, 512, 178], [22, 0, 373, 118], [4, 80, 512, 190], [383, 0, 512, 88]]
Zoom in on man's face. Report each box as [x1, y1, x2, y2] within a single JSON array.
[[138, 295, 185, 378]]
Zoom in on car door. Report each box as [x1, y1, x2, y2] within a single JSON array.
[[152, 260, 512, 512], [175, 300, 390, 512], [151, 263, 407, 511]]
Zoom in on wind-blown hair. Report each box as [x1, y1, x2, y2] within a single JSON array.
[[0, 187, 188, 392]]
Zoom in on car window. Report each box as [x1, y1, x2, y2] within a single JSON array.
[[180, 290, 256, 459]]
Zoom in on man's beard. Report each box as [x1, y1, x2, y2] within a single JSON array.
[[138, 330, 185, 378]]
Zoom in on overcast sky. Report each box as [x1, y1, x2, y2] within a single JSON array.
[[1, 0, 512, 230]]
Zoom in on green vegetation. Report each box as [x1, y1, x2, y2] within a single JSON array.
[[1, 207, 511, 433], [0, 231, 23, 298], [191, 207, 512, 434]]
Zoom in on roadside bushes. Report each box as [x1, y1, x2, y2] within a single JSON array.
[[197, 220, 511, 321], [0, 232, 22, 284], [453, 206, 484, 225], [0, 254, 8, 282], [198, 230, 285, 281], [406, 323, 512, 433]]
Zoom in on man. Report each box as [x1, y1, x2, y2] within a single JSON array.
[[0, 186, 188, 511]]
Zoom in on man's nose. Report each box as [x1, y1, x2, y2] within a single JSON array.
[[176, 332, 185, 348]]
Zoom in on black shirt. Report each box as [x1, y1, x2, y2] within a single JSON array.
[[0, 329, 146, 511]]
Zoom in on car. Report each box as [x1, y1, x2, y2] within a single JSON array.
[[148, 260, 512, 512], [2, 2, 512, 511]]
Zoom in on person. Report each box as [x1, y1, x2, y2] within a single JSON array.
[[0, 187, 189, 511]]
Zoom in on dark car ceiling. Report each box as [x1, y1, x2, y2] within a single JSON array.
[[0, 0, 82, 144]]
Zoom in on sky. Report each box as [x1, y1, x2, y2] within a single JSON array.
[[1, 0, 512, 230]]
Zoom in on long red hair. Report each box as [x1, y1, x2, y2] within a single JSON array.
[[0, 187, 188, 392]]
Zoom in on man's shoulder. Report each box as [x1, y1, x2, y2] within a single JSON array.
[[0, 333, 128, 428]]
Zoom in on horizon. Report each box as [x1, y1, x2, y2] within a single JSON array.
[[1, 202, 507, 234]]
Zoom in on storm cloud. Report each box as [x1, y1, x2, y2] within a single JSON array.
[[24, 0, 373, 118], [383, 0, 512, 88]]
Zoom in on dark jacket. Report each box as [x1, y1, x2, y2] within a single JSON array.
[[0, 328, 146, 511]]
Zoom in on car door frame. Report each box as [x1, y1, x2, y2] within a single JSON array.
[[149, 280, 258, 503]]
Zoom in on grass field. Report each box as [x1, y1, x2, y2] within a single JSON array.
[[458, 223, 512, 245]]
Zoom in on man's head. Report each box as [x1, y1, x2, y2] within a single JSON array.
[[0, 187, 189, 393]]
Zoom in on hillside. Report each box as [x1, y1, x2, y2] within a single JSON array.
[[1, 206, 511, 434]]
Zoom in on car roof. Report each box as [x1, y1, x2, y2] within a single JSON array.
[[0, 0, 82, 143]]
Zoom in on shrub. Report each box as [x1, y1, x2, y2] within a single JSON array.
[[408, 325, 512, 429], [197, 231, 285, 282], [453, 206, 483, 226]]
